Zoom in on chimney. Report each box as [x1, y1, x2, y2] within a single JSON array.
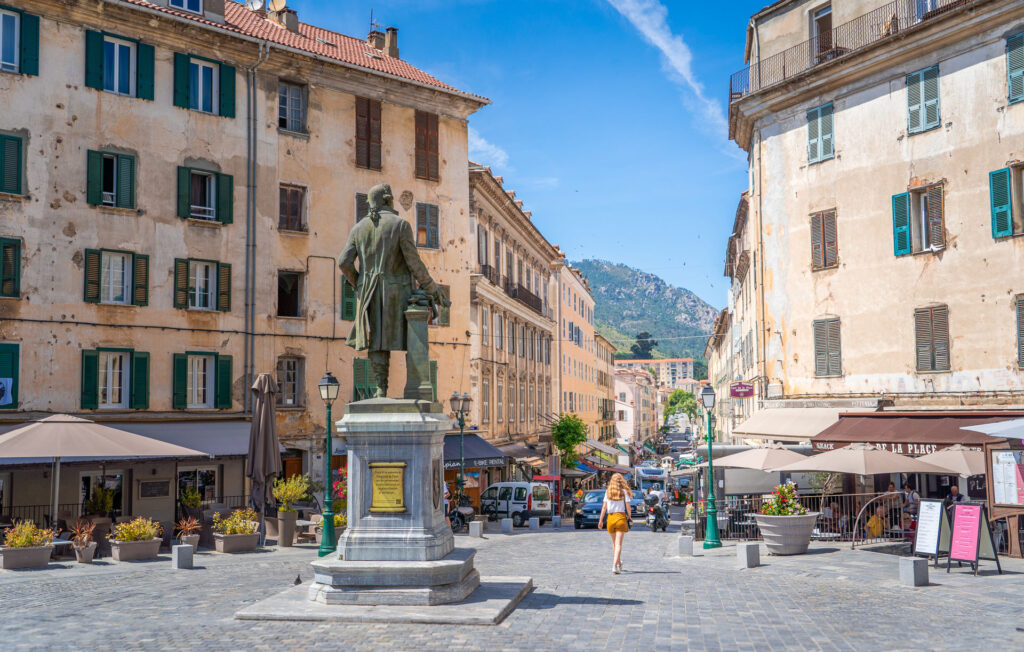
[[368, 29, 385, 51], [385, 26, 399, 59], [279, 7, 298, 33]]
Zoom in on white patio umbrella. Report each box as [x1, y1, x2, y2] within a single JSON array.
[[696, 443, 807, 471], [771, 442, 955, 475], [0, 415, 207, 527], [917, 444, 986, 477], [961, 418, 1024, 439]]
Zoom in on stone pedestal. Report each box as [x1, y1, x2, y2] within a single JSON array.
[[678, 535, 694, 557], [737, 542, 760, 568], [899, 557, 928, 586]]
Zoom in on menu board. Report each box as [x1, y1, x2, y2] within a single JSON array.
[[948, 504, 981, 562], [914, 499, 949, 558], [991, 451, 1024, 506]]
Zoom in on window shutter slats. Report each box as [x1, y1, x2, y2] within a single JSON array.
[[136, 43, 155, 101], [172, 52, 189, 108], [355, 97, 369, 168], [826, 318, 842, 376], [807, 107, 820, 163], [116, 154, 135, 209], [353, 358, 371, 401], [820, 103, 834, 159], [81, 349, 99, 409], [173, 258, 189, 308], [907, 71, 923, 133], [990, 168, 1013, 238], [341, 279, 357, 321], [1009, 33, 1024, 104], [414, 111, 428, 179], [427, 113, 439, 180], [19, 12, 39, 77], [931, 305, 950, 371], [1017, 296, 1024, 368], [926, 184, 944, 248], [0, 238, 19, 297], [892, 193, 911, 256], [172, 353, 187, 409], [355, 193, 369, 222], [129, 351, 149, 409], [86, 150, 103, 205], [810, 212, 824, 269], [176, 166, 190, 218], [216, 262, 231, 312], [219, 64, 236, 118], [215, 355, 233, 408], [813, 319, 828, 377], [430, 360, 437, 402], [369, 99, 382, 170], [0, 135, 22, 195], [216, 173, 233, 224], [84, 30, 104, 90], [0, 343, 18, 408], [83, 248, 102, 303], [914, 307, 934, 372], [132, 253, 149, 306], [922, 66, 940, 130], [823, 210, 838, 267]]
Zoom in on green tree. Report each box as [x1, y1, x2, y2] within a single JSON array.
[[664, 389, 698, 422], [630, 331, 658, 358], [693, 359, 708, 381], [552, 413, 589, 466]]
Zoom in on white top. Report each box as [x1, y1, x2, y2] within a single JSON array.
[[604, 496, 629, 513]]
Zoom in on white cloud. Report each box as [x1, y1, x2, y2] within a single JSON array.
[[468, 127, 510, 170], [521, 176, 560, 189], [606, 0, 727, 135]]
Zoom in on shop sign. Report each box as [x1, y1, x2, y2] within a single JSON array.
[[444, 456, 507, 470], [811, 441, 978, 456], [730, 382, 754, 398]]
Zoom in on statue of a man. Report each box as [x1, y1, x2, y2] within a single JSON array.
[[338, 183, 449, 398]]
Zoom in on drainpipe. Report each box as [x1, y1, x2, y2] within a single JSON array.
[[244, 41, 271, 412]]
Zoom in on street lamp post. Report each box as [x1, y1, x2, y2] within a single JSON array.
[[699, 385, 721, 549], [317, 372, 340, 557], [448, 392, 472, 493]]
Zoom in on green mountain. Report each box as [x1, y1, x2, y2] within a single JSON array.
[[571, 259, 720, 364]]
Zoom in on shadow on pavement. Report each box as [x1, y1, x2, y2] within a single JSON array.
[[519, 593, 643, 609]]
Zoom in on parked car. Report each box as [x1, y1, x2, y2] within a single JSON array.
[[479, 482, 553, 527], [573, 490, 644, 529]]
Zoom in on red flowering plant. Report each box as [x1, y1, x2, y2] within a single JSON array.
[[331, 468, 348, 513], [760, 483, 807, 516]]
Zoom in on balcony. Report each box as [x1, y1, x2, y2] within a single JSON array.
[[478, 263, 500, 287], [510, 284, 543, 315]]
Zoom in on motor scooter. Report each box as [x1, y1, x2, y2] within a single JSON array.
[[644, 494, 669, 532]]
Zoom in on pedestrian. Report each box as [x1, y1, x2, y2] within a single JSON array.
[[598, 472, 632, 574], [443, 483, 451, 529]]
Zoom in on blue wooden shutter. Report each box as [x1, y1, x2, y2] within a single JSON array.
[[219, 63, 236, 118], [0, 134, 22, 195], [990, 168, 1013, 238], [116, 154, 135, 209], [173, 53, 190, 108], [922, 66, 940, 131], [819, 103, 834, 160], [81, 349, 99, 409], [429, 205, 439, 248], [19, 12, 39, 76], [172, 353, 187, 409], [84, 30, 104, 89], [807, 106, 820, 163], [906, 71, 923, 134], [129, 351, 149, 409], [1008, 33, 1024, 104], [86, 150, 103, 205], [214, 354, 232, 408], [136, 42, 155, 101], [1017, 296, 1024, 368], [0, 342, 18, 409], [892, 192, 911, 256]]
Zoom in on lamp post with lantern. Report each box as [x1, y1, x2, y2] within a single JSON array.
[[449, 392, 472, 494], [699, 384, 721, 549], [317, 371, 340, 557]]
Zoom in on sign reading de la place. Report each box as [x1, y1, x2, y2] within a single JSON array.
[[369, 461, 407, 513]]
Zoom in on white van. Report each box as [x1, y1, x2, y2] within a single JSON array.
[[479, 481, 553, 527]]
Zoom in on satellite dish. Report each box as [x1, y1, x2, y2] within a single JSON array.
[[245, 0, 266, 11], [269, 0, 287, 11]]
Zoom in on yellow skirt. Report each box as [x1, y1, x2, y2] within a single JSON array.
[[606, 513, 629, 533]]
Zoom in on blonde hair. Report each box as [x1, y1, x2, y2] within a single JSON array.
[[606, 473, 630, 501]]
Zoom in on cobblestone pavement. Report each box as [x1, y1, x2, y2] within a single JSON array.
[[3, 511, 1024, 651]]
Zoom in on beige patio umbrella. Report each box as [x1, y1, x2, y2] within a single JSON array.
[[771, 442, 954, 475], [917, 444, 985, 477], [0, 415, 207, 527], [696, 443, 807, 471]]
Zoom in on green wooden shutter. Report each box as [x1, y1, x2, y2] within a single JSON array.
[[19, 12, 39, 76], [129, 351, 149, 409], [173, 52, 189, 108], [177, 166, 190, 218], [219, 64, 236, 118], [136, 42, 155, 101], [216, 173, 233, 224], [353, 358, 370, 401], [81, 349, 99, 409], [173, 258, 189, 308], [907, 70, 923, 134], [437, 285, 450, 325], [990, 168, 1013, 238], [892, 193, 911, 256], [86, 150, 103, 205], [1010, 33, 1024, 104], [429, 205, 439, 248], [926, 185, 944, 248], [0, 134, 22, 195], [216, 262, 231, 312], [215, 354, 232, 408], [84, 30, 104, 90], [341, 279, 357, 320], [172, 353, 187, 409], [83, 249, 102, 302], [116, 154, 135, 209], [429, 360, 438, 402], [922, 66, 940, 131], [1017, 296, 1024, 368], [806, 106, 821, 163], [0, 342, 18, 409], [0, 238, 20, 298], [132, 253, 149, 306], [819, 103, 834, 160]]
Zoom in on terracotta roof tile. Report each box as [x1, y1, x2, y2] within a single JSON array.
[[115, 0, 486, 101]]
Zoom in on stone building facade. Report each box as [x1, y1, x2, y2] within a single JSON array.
[[595, 333, 617, 443], [555, 263, 603, 439], [616, 357, 695, 389]]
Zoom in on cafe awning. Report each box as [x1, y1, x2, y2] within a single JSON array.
[[811, 411, 1022, 455], [732, 407, 875, 442], [583, 439, 620, 457], [497, 442, 537, 460], [443, 434, 508, 470]]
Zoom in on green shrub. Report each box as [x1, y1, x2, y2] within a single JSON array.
[[760, 483, 808, 516], [179, 486, 202, 509], [84, 486, 115, 515], [333, 514, 347, 528], [273, 474, 311, 513], [212, 508, 260, 535], [111, 517, 163, 542], [3, 521, 55, 548]]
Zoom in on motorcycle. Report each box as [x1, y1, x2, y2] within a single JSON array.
[[644, 494, 669, 532], [448, 493, 476, 533]]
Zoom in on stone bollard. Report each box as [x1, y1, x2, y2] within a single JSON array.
[[172, 544, 193, 570], [899, 557, 928, 587], [468, 521, 483, 538], [737, 542, 759, 568], [529, 517, 539, 531], [500, 518, 513, 534], [552, 515, 561, 529], [678, 535, 694, 557]]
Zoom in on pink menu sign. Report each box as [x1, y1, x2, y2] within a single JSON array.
[[949, 504, 981, 562]]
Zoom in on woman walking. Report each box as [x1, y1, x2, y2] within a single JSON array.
[[598, 473, 632, 574]]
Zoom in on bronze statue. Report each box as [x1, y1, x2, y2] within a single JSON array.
[[338, 183, 449, 398]]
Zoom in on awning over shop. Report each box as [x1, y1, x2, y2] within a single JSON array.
[[732, 407, 875, 442], [561, 468, 589, 478], [576, 462, 597, 473], [812, 411, 1021, 456], [643, 443, 657, 454], [496, 442, 537, 460], [616, 444, 630, 455], [443, 434, 508, 470], [583, 439, 620, 457], [583, 455, 631, 474]]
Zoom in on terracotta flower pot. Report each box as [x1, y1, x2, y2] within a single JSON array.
[[179, 534, 200, 552], [0, 545, 54, 569], [74, 541, 97, 563], [754, 513, 820, 555], [213, 533, 260, 553], [277, 511, 297, 547], [110, 538, 161, 561]]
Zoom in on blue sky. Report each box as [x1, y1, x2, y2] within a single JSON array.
[[288, 0, 762, 307]]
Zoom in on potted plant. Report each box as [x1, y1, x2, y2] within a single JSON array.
[[176, 517, 201, 552], [753, 483, 819, 555], [109, 517, 163, 561], [0, 521, 55, 569], [70, 520, 97, 564], [212, 508, 260, 553], [272, 473, 311, 548], [84, 486, 115, 524], [179, 486, 202, 519]]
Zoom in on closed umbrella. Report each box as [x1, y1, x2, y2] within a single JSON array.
[[772, 442, 954, 475], [246, 373, 282, 516], [917, 444, 985, 477], [0, 415, 206, 527], [696, 443, 807, 471]]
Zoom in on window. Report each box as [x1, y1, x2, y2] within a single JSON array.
[[416, 203, 439, 248], [278, 82, 305, 133], [84, 31, 150, 98], [173, 54, 234, 118], [810, 209, 838, 269], [508, 319, 515, 354], [190, 170, 215, 220], [355, 193, 369, 222], [171, 352, 230, 409], [102, 36, 136, 97], [429, 284, 450, 326], [807, 102, 834, 164], [1, 9, 36, 76], [1017, 296, 1024, 368], [496, 381, 503, 422], [508, 382, 515, 423], [355, 97, 382, 170], [519, 325, 526, 358], [276, 356, 303, 407], [83, 249, 148, 306], [170, 0, 202, 13], [989, 167, 1024, 238], [812, 5, 832, 57], [528, 330, 534, 361], [277, 271, 302, 317], [191, 261, 215, 310], [187, 354, 214, 408], [907, 66, 940, 134], [494, 313, 503, 350], [86, 151, 135, 209], [81, 348, 148, 410], [0, 237, 20, 298], [98, 351, 129, 408], [341, 278, 357, 321], [0, 134, 22, 195], [892, 185, 944, 255], [1009, 33, 1024, 105], [174, 258, 230, 311], [481, 306, 489, 345], [177, 167, 232, 223], [0, 342, 18, 409], [100, 251, 132, 305], [279, 185, 305, 231], [477, 226, 488, 266], [190, 59, 217, 113], [520, 385, 526, 422], [0, 10, 19, 73], [914, 305, 950, 372], [414, 110, 439, 181], [812, 318, 842, 377], [481, 380, 490, 423], [177, 467, 217, 506]]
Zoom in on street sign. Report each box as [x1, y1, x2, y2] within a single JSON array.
[[730, 382, 754, 398]]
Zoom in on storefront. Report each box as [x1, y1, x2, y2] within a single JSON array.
[[443, 433, 509, 509]]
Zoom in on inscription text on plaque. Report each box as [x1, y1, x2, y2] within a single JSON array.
[[369, 462, 407, 513]]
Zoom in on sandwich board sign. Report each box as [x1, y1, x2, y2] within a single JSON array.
[[913, 499, 950, 567], [946, 503, 1001, 576]]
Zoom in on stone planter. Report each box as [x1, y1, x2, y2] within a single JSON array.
[[754, 513, 820, 556], [74, 542, 97, 564], [277, 511, 297, 547], [0, 545, 54, 570], [178, 534, 200, 553], [110, 538, 162, 562], [213, 533, 260, 553]]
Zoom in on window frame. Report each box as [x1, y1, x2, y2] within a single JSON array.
[[481, 306, 489, 346], [276, 270, 303, 318], [914, 305, 951, 373], [906, 65, 940, 135], [98, 349, 130, 409], [810, 209, 838, 270], [1009, 32, 1024, 105], [278, 81, 306, 133], [414, 110, 440, 181], [189, 169, 217, 221], [812, 317, 842, 378], [416, 203, 440, 249], [186, 353, 216, 408], [188, 57, 218, 114], [188, 259, 217, 311], [278, 184, 306, 232], [169, 0, 203, 14], [0, 9, 19, 73], [102, 35, 137, 97], [355, 96, 382, 170], [481, 379, 490, 424], [806, 102, 834, 165], [276, 356, 304, 408], [100, 250, 133, 306]]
